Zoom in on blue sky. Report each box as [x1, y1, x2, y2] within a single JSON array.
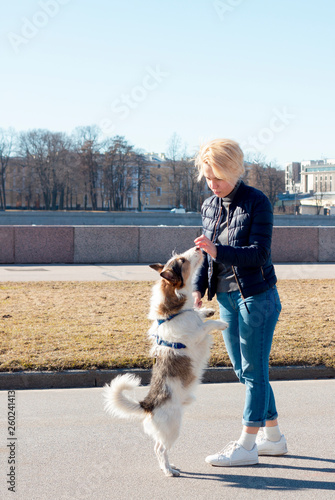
[[1, 0, 334, 166]]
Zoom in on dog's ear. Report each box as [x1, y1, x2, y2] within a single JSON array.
[[149, 263, 164, 273], [160, 269, 179, 284]]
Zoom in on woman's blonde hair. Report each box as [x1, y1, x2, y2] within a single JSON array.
[[195, 138, 245, 184]]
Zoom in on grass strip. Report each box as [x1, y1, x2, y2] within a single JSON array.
[[0, 280, 334, 371]]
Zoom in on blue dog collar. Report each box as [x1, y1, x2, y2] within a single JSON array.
[[156, 309, 193, 327], [157, 313, 180, 326], [155, 336, 186, 349], [154, 310, 193, 349]]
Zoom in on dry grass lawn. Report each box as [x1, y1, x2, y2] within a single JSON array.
[[0, 280, 334, 372]]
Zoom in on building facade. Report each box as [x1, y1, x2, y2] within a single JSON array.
[[285, 159, 335, 195], [284, 159, 335, 214], [301, 159, 335, 194], [285, 162, 302, 193]]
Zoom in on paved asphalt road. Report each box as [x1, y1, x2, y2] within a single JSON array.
[[1, 262, 335, 281], [1, 265, 334, 498], [0, 380, 334, 499]]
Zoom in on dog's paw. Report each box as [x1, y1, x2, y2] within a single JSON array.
[[216, 320, 228, 330], [163, 468, 180, 477], [169, 467, 181, 477], [198, 307, 215, 318]]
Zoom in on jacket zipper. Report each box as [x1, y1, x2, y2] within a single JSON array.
[[211, 206, 223, 243], [227, 205, 250, 314], [207, 205, 223, 300], [209, 205, 223, 274]]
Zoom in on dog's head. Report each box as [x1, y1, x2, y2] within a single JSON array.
[[150, 246, 203, 290]]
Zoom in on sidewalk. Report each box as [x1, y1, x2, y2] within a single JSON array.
[[0, 380, 334, 499], [1, 262, 335, 281]]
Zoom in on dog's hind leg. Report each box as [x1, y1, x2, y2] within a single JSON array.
[[154, 441, 180, 477]]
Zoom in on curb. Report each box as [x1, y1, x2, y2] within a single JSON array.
[[0, 365, 334, 390]]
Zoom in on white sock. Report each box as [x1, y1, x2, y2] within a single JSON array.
[[264, 425, 282, 442], [237, 431, 257, 451]]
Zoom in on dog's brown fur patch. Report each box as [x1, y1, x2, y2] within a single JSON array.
[[178, 259, 191, 286], [157, 280, 186, 317], [156, 256, 192, 317], [140, 352, 196, 413]]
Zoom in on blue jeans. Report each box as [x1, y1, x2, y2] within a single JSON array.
[[217, 286, 282, 427]]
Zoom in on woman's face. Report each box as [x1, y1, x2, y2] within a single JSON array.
[[203, 163, 235, 198]]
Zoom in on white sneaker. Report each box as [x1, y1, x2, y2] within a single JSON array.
[[256, 433, 288, 456], [205, 441, 259, 467]]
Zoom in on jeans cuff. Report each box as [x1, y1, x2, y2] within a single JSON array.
[[265, 412, 278, 422], [242, 412, 279, 427], [242, 419, 265, 427]]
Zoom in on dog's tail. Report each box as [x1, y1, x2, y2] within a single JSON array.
[[103, 374, 145, 420]]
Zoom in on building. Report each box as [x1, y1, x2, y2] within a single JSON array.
[[301, 159, 335, 194], [285, 159, 335, 195], [141, 153, 174, 210], [284, 158, 335, 214], [300, 159, 335, 213], [285, 162, 302, 193]]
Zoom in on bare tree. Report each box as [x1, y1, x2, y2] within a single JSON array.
[[0, 128, 16, 210], [103, 136, 134, 211], [132, 149, 151, 212], [179, 157, 207, 212], [11, 150, 34, 209], [314, 187, 325, 215], [245, 159, 285, 207], [166, 133, 183, 208], [74, 126, 103, 210], [19, 129, 51, 209], [46, 131, 73, 210], [166, 137, 208, 212], [7, 128, 209, 213], [19, 129, 72, 210], [60, 142, 81, 210]]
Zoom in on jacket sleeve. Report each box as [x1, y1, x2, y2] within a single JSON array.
[[193, 251, 209, 297], [214, 195, 273, 268]]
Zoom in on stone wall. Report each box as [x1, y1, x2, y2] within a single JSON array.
[[1, 211, 335, 227], [1, 225, 335, 264]]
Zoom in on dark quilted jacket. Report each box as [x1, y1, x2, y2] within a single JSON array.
[[195, 181, 277, 300]]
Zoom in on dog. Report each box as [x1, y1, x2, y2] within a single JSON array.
[[103, 246, 228, 477]]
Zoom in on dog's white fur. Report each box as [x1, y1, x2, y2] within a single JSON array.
[[103, 247, 227, 477]]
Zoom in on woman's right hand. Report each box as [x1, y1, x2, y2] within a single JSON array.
[[192, 291, 202, 309], [194, 235, 217, 259]]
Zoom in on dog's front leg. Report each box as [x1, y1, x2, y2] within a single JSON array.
[[197, 307, 215, 319], [194, 318, 227, 345], [203, 319, 228, 334]]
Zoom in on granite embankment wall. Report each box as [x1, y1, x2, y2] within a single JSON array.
[[1, 211, 335, 226], [0, 225, 335, 264]]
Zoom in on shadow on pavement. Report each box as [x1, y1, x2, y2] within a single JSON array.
[[175, 454, 335, 491]]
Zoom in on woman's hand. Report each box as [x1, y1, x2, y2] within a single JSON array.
[[194, 235, 217, 259], [192, 291, 202, 308]]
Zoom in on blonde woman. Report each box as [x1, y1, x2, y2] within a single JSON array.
[[193, 139, 287, 467]]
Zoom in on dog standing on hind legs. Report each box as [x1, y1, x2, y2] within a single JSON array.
[[103, 246, 228, 477]]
